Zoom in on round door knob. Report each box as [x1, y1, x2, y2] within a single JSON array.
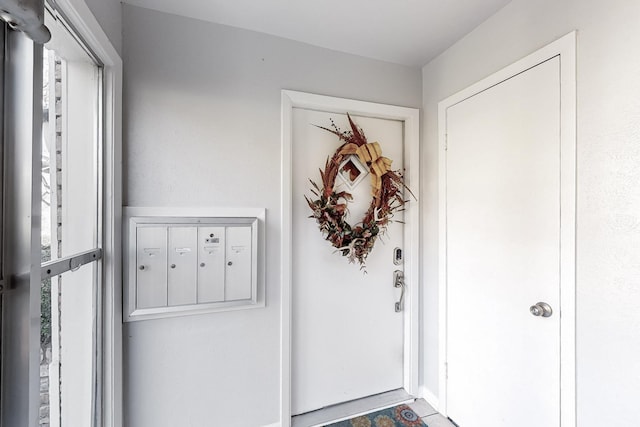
[[530, 302, 553, 317]]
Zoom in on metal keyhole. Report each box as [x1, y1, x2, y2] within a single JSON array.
[[530, 302, 553, 317]]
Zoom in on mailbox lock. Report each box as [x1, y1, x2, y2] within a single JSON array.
[[170, 264, 176, 269], [138, 265, 145, 271], [200, 263, 206, 267], [227, 261, 233, 266]]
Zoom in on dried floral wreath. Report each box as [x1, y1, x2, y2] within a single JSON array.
[[305, 114, 414, 269]]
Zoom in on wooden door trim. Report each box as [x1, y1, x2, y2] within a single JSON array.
[[437, 32, 576, 426], [281, 90, 420, 426]]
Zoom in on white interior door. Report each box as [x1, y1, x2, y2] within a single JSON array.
[[444, 57, 562, 427], [291, 109, 405, 415]]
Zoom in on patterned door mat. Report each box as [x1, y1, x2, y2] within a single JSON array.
[[325, 404, 428, 427]]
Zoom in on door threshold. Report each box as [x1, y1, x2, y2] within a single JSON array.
[[292, 389, 413, 427]]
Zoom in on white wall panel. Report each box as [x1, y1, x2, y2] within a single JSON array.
[[83, 0, 122, 54], [422, 0, 640, 425], [122, 5, 421, 426]]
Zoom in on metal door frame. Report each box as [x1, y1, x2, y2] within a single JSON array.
[[1, 26, 44, 427]]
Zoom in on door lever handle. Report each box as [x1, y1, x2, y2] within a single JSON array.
[[394, 270, 405, 312]]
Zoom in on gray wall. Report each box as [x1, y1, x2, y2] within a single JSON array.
[[84, 0, 122, 55], [122, 5, 421, 426], [421, 0, 640, 425]]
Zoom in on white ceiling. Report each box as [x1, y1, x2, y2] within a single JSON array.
[[121, 0, 511, 66]]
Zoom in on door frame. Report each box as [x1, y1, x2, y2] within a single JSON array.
[[50, 2, 125, 426], [281, 90, 420, 425], [438, 32, 576, 425]]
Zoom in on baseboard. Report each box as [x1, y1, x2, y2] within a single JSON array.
[[419, 385, 440, 412]]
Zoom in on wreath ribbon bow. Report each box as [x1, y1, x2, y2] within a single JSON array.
[[339, 141, 392, 197]]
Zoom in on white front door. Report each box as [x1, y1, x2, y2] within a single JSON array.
[[444, 56, 566, 426], [291, 108, 405, 415]]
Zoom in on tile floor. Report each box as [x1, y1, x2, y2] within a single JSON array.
[[408, 399, 456, 427]]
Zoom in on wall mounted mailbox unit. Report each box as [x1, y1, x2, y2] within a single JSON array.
[[124, 207, 265, 321]]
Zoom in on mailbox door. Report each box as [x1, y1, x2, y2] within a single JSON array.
[[167, 227, 197, 306], [197, 226, 226, 303], [136, 226, 168, 308], [225, 226, 253, 301]]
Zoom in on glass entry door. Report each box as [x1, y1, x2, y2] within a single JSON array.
[[0, 4, 105, 426]]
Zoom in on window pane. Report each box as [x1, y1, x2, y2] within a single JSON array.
[[40, 263, 98, 427], [40, 7, 102, 427], [41, 11, 100, 261]]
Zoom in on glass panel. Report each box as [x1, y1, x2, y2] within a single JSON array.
[[41, 11, 100, 261], [39, 263, 98, 427], [40, 8, 101, 427]]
